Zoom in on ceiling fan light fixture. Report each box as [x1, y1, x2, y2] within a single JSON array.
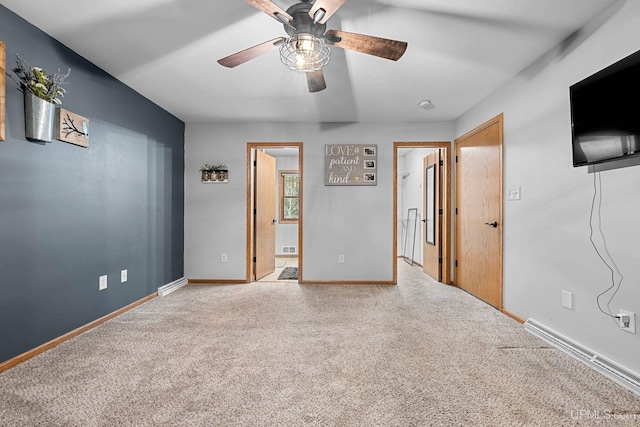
[[280, 33, 330, 72]]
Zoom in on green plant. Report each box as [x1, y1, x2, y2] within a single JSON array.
[[212, 164, 227, 171], [199, 164, 213, 172], [8, 54, 70, 104]]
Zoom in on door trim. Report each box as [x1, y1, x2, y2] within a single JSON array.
[[246, 142, 303, 283], [393, 141, 452, 285]]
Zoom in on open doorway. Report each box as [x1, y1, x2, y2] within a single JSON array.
[[246, 143, 303, 283], [394, 142, 451, 285]]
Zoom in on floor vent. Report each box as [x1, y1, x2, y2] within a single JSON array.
[[525, 319, 640, 397], [282, 246, 297, 254]]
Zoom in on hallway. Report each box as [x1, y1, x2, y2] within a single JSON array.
[[257, 257, 298, 282]]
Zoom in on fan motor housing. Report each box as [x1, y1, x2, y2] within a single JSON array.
[[284, 2, 326, 37]]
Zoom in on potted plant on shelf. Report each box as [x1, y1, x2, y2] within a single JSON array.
[[8, 54, 70, 143]]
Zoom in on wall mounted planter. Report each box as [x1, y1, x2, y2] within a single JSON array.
[[24, 92, 55, 143], [201, 169, 228, 183]]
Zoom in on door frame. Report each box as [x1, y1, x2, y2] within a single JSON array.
[[393, 141, 451, 285], [246, 142, 303, 283]]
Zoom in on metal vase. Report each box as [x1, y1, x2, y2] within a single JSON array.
[[24, 92, 56, 143]]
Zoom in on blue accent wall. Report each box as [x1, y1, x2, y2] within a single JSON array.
[[0, 5, 185, 363]]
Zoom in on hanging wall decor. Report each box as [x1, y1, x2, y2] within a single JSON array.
[[24, 91, 55, 142], [0, 41, 5, 142], [200, 164, 229, 183], [324, 144, 377, 186], [56, 108, 89, 147], [7, 54, 70, 143]]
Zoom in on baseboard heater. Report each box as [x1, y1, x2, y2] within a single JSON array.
[[157, 277, 188, 297], [525, 319, 640, 397]]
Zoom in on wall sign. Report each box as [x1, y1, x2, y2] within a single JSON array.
[[56, 108, 89, 147], [324, 144, 377, 186]]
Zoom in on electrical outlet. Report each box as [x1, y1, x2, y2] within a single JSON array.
[[562, 290, 573, 309], [338, 254, 345, 264], [221, 253, 228, 263], [121, 269, 128, 283], [99, 275, 108, 290], [617, 309, 636, 334]]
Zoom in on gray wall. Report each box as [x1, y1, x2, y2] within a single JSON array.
[[0, 6, 185, 363], [184, 122, 453, 282], [456, 1, 640, 374]]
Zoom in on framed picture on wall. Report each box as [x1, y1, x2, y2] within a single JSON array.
[[324, 144, 377, 186]]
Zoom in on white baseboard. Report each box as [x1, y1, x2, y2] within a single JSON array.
[[525, 319, 640, 397], [158, 277, 188, 297]]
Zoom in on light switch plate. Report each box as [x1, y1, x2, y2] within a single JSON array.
[[507, 187, 521, 201]]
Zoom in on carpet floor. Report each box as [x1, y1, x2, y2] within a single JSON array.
[[1, 263, 639, 426]]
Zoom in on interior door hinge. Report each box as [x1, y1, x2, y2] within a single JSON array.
[[253, 160, 257, 166], [439, 208, 443, 215], [455, 208, 458, 215], [455, 260, 458, 267], [438, 257, 442, 264], [254, 208, 257, 215], [253, 256, 257, 263], [439, 160, 444, 166], [455, 155, 458, 163]]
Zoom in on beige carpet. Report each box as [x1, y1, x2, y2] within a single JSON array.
[[1, 263, 639, 426]]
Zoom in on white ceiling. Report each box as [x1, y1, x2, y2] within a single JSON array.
[[2, 0, 618, 123]]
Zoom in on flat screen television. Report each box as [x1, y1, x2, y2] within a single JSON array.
[[570, 48, 640, 167]]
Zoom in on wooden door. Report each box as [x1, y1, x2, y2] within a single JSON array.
[[422, 150, 441, 281], [254, 150, 277, 280], [455, 114, 503, 309]]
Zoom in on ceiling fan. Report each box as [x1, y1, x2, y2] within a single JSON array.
[[217, 0, 408, 92]]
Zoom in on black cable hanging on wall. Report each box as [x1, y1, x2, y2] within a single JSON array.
[[588, 171, 624, 323]]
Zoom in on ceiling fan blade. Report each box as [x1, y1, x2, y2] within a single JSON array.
[[308, 0, 347, 24], [325, 30, 407, 61], [306, 69, 327, 92], [244, 0, 293, 23], [218, 37, 285, 68]]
